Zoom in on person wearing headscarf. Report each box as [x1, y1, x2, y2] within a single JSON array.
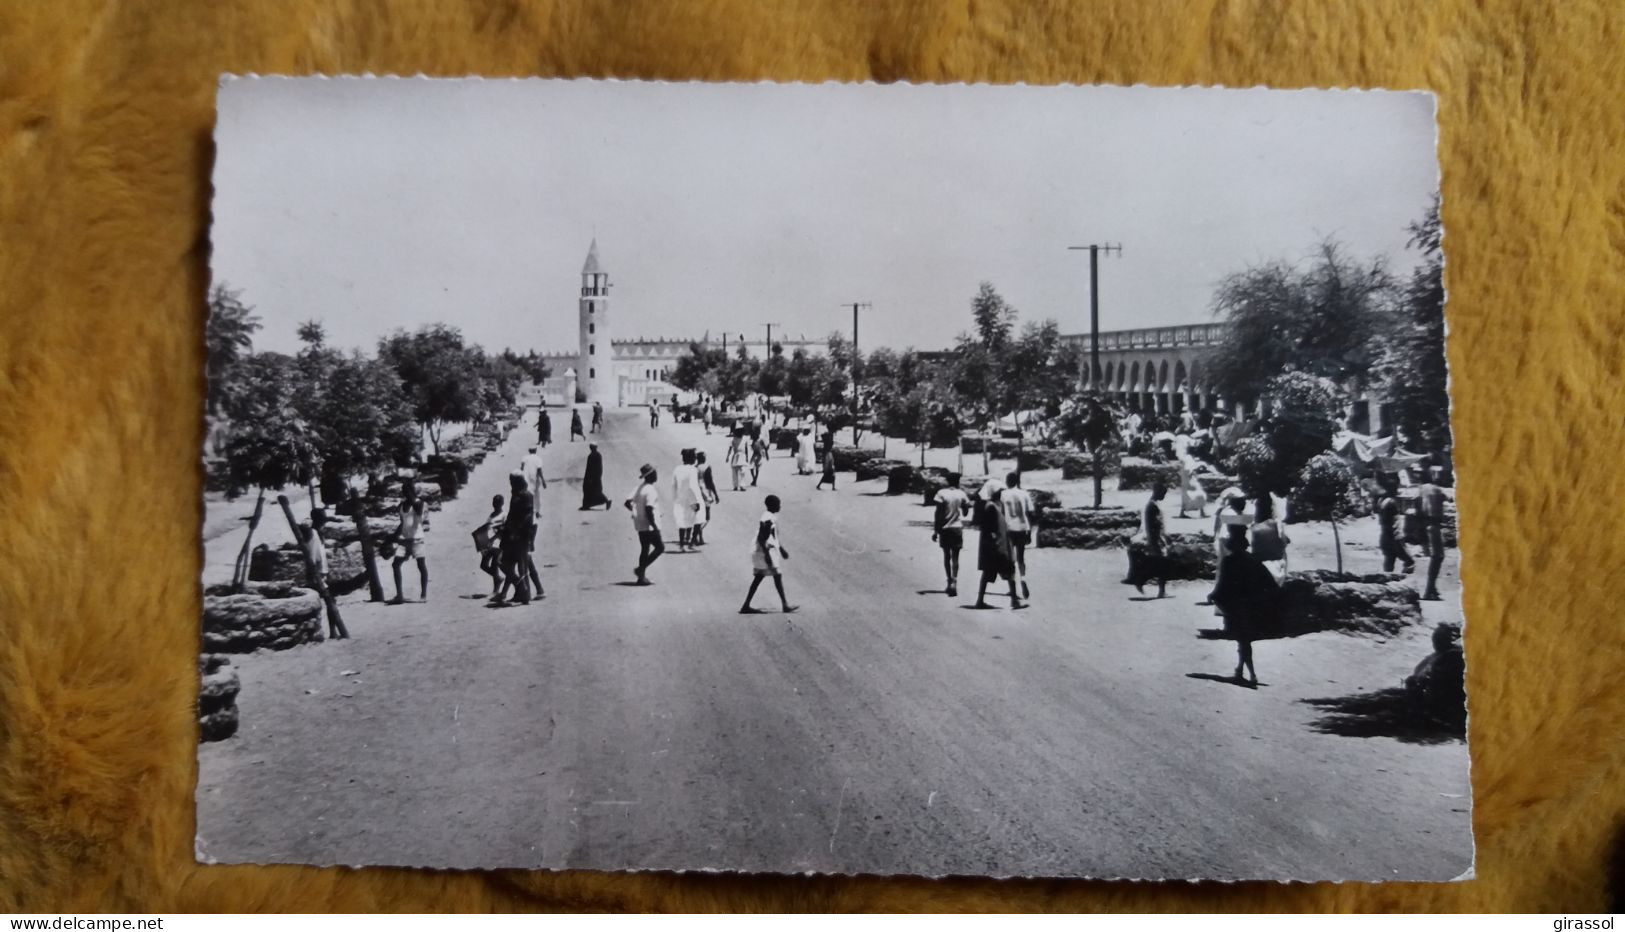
[[580, 442, 610, 510]]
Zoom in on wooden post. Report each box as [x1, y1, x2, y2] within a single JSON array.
[[232, 490, 266, 592], [277, 494, 349, 640], [350, 489, 386, 602]]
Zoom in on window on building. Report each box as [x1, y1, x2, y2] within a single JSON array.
[[589, 343, 595, 355], [589, 368, 595, 379], [589, 323, 595, 334]]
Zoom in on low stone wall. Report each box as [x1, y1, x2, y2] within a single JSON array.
[[1275, 569, 1421, 638], [198, 654, 241, 742], [248, 543, 370, 595], [1117, 458, 1181, 491], [770, 427, 799, 451], [202, 583, 324, 654], [831, 445, 884, 472], [1016, 446, 1071, 472], [1036, 507, 1139, 549], [960, 436, 1020, 458], [1061, 454, 1123, 480], [856, 458, 907, 482], [1197, 569, 1423, 641]]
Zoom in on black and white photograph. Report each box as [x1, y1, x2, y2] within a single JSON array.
[[196, 78, 1469, 880]]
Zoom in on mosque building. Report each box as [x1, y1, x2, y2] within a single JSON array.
[[537, 240, 822, 407]]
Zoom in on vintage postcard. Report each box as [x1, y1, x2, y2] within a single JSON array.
[[196, 77, 1469, 880]]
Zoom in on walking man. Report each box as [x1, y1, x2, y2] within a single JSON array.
[[537, 408, 553, 448], [1418, 466, 1447, 600], [591, 401, 604, 434], [390, 479, 429, 604], [520, 445, 548, 516], [1000, 470, 1034, 601], [726, 429, 747, 491], [672, 448, 705, 551], [696, 451, 719, 545], [1127, 480, 1170, 599], [570, 407, 587, 442], [495, 471, 536, 605], [932, 472, 970, 597], [972, 477, 1024, 610], [625, 464, 664, 585], [1376, 474, 1416, 574], [815, 439, 837, 491], [649, 402, 660, 428], [739, 494, 798, 615], [473, 494, 505, 600], [749, 431, 768, 487]]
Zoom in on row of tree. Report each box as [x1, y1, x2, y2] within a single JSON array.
[[206, 287, 533, 508]]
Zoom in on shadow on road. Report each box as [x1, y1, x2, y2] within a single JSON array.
[[1186, 672, 1261, 690], [1301, 687, 1466, 744]]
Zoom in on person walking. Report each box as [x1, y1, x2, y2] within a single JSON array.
[[1176, 454, 1208, 518], [580, 442, 611, 510], [570, 407, 587, 442], [1204, 488, 1253, 604], [390, 479, 430, 604], [932, 472, 971, 597], [1418, 466, 1447, 600], [702, 403, 713, 435], [591, 401, 604, 434], [1376, 473, 1416, 574], [795, 428, 814, 475], [625, 464, 664, 585], [1127, 480, 1170, 599], [696, 451, 719, 545], [973, 479, 1024, 610], [1248, 493, 1291, 580], [1211, 528, 1281, 687], [649, 402, 660, 428], [749, 432, 768, 487], [739, 494, 798, 614], [1000, 470, 1034, 601], [472, 494, 505, 600], [815, 441, 837, 491], [726, 429, 747, 491], [672, 448, 705, 551], [520, 445, 548, 516], [537, 408, 553, 448], [495, 471, 536, 605]]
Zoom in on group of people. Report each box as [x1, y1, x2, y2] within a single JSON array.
[[536, 402, 604, 447], [931, 471, 1034, 609], [1126, 460, 1451, 686]]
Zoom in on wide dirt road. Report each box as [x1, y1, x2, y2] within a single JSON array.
[[197, 408, 1472, 880]]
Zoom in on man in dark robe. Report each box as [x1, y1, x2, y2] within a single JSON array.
[[537, 408, 552, 447], [581, 443, 610, 510], [496, 471, 536, 605]]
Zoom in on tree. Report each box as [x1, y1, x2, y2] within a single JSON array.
[[756, 342, 788, 398], [218, 353, 316, 591], [293, 348, 418, 506], [997, 320, 1069, 467], [1054, 391, 1126, 508], [1231, 372, 1346, 497], [376, 325, 485, 456], [205, 283, 262, 419], [1292, 452, 1365, 573], [1206, 240, 1395, 405], [296, 319, 326, 349], [669, 342, 728, 394], [1377, 195, 1451, 457], [970, 281, 1016, 350]]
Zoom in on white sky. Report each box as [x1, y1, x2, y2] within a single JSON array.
[[211, 78, 1439, 356]]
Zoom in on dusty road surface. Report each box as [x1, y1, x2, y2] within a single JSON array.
[[197, 408, 1472, 880]]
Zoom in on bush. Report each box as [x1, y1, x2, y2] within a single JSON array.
[[1061, 453, 1122, 480], [1017, 446, 1070, 472]]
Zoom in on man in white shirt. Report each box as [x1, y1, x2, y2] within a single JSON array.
[[670, 448, 705, 551], [624, 464, 664, 585], [1000, 471, 1034, 601], [519, 446, 548, 517], [931, 472, 971, 597]]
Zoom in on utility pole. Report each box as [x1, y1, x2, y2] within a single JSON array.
[[1068, 243, 1122, 508], [841, 302, 872, 445]]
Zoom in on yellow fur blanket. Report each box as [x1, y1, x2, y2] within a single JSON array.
[[2, 0, 1621, 913]]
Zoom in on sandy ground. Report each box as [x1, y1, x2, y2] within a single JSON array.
[[195, 407, 1471, 880]]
